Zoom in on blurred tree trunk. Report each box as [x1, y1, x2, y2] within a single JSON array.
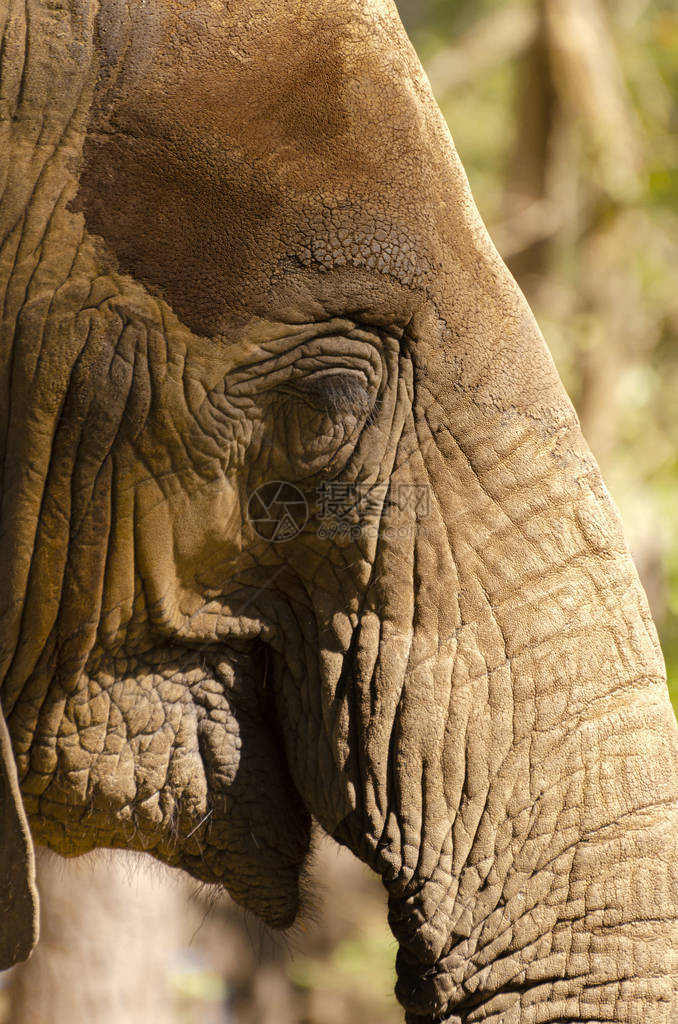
[[1, 841, 399, 1024], [4, 851, 191, 1024], [502, 0, 643, 394]]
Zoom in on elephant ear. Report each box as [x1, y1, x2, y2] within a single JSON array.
[[0, 712, 38, 968]]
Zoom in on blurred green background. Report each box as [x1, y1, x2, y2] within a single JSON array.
[[3, 2, 677, 1022]]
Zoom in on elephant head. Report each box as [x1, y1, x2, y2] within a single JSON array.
[[2, 0, 678, 1018]]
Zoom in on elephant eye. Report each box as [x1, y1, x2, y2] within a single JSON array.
[[280, 370, 373, 420], [257, 368, 375, 481]]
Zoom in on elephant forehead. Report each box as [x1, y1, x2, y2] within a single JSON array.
[[75, 0, 450, 334], [94, 0, 422, 171]]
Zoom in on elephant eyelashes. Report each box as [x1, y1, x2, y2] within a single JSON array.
[[261, 369, 376, 479], [281, 370, 373, 419]]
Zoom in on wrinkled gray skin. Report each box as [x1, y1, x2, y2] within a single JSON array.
[[2, 1, 678, 1020]]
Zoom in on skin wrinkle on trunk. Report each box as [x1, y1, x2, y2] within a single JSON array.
[[1, 1, 678, 1020]]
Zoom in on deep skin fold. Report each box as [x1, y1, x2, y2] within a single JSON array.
[[1, 1, 678, 1020]]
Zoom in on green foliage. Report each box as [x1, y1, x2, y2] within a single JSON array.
[[287, 923, 397, 1000]]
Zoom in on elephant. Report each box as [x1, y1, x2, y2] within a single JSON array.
[[1, 0, 678, 1020]]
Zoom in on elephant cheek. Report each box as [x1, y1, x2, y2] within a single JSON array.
[[16, 654, 311, 932]]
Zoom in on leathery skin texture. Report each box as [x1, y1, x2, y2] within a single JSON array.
[[1, 0, 678, 1019]]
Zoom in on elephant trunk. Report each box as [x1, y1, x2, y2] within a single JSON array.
[[416, 425, 677, 1020], [356, 145, 678, 1018], [277, 315, 678, 1020]]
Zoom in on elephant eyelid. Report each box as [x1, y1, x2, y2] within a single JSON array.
[[280, 370, 373, 417]]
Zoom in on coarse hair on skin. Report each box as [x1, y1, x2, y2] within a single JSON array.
[[188, 820, 323, 959]]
